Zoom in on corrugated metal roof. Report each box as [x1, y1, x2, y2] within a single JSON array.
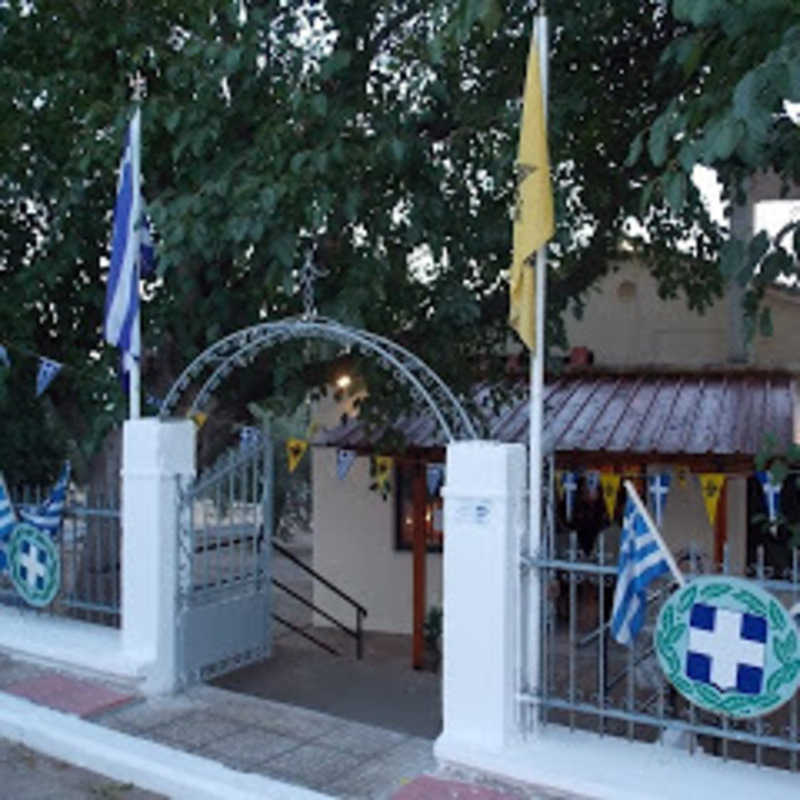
[[317, 372, 797, 457]]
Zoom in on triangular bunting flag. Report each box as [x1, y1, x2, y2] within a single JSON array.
[[35, 357, 61, 397], [286, 438, 308, 474], [599, 473, 621, 521], [374, 455, 393, 493], [554, 470, 565, 501], [0, 345, 10, 368], [699, 474, 725, 528], [585, 470, 600, 498], [756, 470, 783, 532], [239, 426, 262, 449], [189, 410, 208, 429], [561, 471, 577, 522], [0, 471, 17, 571], [675, 464, 690, 489], [336, 449, 356, 481], [648, 472, 671, 527], [426, 464, 445, 496]]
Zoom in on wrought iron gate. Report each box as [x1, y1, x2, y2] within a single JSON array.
[[176, 437, 273, 686]]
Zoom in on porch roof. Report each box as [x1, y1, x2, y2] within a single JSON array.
[[316, 371, 798, 459]]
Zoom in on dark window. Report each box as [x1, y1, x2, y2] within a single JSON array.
[[395, 461, 444, 552], [746, 474, 800, 572]]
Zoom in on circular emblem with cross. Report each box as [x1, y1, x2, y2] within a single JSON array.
[[7, 523, 60, 608], [655, 576, 800, 718]]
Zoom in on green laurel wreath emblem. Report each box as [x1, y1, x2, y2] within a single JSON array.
[[7, 522, 60, 608], [654, 576, 800, 719]]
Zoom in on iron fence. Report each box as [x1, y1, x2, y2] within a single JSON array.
[[5, 483, 121, 626], [520, 527, 800, 773]]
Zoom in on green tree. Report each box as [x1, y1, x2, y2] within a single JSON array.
[[0, 0, 736, 480], [624, 0, 800, 336]]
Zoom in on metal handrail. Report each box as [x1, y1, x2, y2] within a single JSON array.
[[271, 539, 367, 659], [271, 539, 367, 616]]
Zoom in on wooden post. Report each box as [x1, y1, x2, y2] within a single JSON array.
[[714, 478, 728, 566], [412, 461, 427, 669]]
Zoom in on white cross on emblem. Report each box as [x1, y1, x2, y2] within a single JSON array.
[[18, 541, 47, 591]]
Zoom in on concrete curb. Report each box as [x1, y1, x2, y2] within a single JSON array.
[[0, 691, 332, 800]]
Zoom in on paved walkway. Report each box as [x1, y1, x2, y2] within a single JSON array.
[[0, 737, 164, 799], [0, 651, 583, 799]]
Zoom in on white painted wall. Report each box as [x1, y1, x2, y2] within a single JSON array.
[[311, 448, 442, 634], [565, 260, 800, 371]]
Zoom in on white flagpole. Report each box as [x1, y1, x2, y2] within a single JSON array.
[[527, 9, 548, 728], [623, 479, 685, 587], [129, 77, 144, 420]]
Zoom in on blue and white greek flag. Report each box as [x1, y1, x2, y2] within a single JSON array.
[[104, 109, 143, 371], [18, 462, 70, 536], [0, 345, 10, 368], [611, 498, 671, 645], [0, 472, 17, 571], [755, 470, 782, 523]]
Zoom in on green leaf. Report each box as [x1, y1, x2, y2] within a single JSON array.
[[678, 586, 697, 613], [759, 250, 791, 283], [310, 94, 327, 117], [625, 133, 644, 168], [700, 583, 732, 599], [664, 170, 687, 212], [747, 230, 769, 267], [648, 114, 670, 167], [711, 117, 742, 160], [769, 601, 786, 632], [165, 109, 181, 133]]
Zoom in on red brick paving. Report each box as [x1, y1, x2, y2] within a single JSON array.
[[4, 674, 135, 718], [392, 775, 520, 799]]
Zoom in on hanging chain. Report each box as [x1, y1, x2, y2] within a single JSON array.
[[300, 251, 327, 319]]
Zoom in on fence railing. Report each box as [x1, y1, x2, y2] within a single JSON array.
[[5, 484, 121, 627], [520, 531, 800, 773]]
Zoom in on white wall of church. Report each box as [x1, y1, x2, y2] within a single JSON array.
[[564, 260, 800, 371], [311, 447, 443, 634]]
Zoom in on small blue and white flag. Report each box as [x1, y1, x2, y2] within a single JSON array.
[[0, 345, 10, 368], [336, 449, 356, 481], [18, 461, 70, 537], [561, 471, 577, 522], [35, 357, 62, 397], [426, 464, 445, 496], [105, 108, 154, 376], [648, 472, 671, 527], [611, 498, 671, 645], [0, 472, 17, 570], [755, 470, 782, 526]]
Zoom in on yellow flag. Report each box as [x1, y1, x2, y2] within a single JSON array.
[[599, 473, 621, 522], [509, 34, 554, 350], [675, 464, 690, 489], [374, 455, 393, 492], [189, 410, 208, 429], [286, 438, 308, 473], [555, 470, 565, 501], [699, 474, 725, 528]]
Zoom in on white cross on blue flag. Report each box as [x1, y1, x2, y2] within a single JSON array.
[[0, 472, 17, 570], [755, 470, 782, 524], [647, 472, 671, 527], [611, 498, 671, 645]]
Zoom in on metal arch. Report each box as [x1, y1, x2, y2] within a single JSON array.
[[158, 316, 478, 442]]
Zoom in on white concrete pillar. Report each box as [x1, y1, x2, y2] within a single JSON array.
[[121, 419, 195, 694], [437, 441, 526, 755]]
